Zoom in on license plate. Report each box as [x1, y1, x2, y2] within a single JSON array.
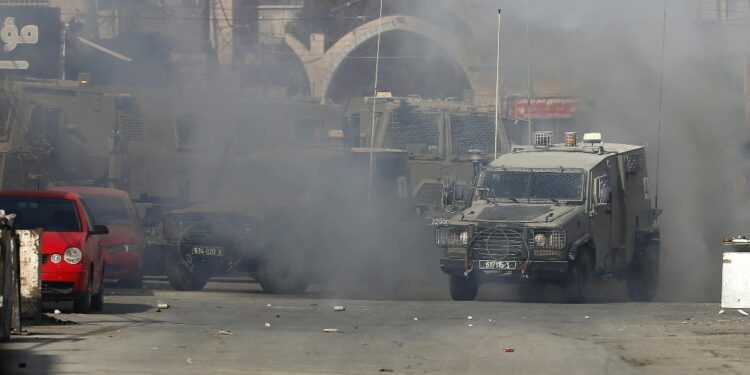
[[479, 260, 517, 270], [192, 246, 225, 256]]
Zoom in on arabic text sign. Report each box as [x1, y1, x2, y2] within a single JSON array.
[[509, 97, 579, 120], [0, 6, 60, 78]]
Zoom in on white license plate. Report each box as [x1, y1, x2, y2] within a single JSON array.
[[192, 246, 225, 256], [479, 260, 517, 270]]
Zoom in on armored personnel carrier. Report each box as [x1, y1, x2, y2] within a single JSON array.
[[435, 132, 660, 302]]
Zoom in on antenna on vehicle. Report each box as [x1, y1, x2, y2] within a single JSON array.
[[654, 0, 667, 214], [367, 0, 384, 208], [493, 9, 502, 159]]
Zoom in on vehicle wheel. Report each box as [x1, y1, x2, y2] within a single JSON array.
[[166, 253, 209, 291], [564, 249, 593, 303], [449, 275, 478, 301], [627, 244, 659, 302], [74, 274, 93, 314], [91, 276, 104, 312], [256, 248, 309, 294], [518, 280, 545, 302]]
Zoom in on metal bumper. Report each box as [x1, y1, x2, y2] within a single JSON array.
[[440, 258, 569, 281]]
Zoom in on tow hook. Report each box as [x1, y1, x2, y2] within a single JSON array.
[[521, 263, 530, 279], [463, 262, 474, 278]]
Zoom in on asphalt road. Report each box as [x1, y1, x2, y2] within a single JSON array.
[[1, 277, 749, 375]]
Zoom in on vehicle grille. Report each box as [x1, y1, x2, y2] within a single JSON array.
[[471, 227, 528, 260], [181, 217, 239, 244]]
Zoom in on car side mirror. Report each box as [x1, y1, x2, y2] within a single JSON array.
[[90, 224, 109, 235]]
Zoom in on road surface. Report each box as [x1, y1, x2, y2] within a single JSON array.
[[1, 277, 749, 374]]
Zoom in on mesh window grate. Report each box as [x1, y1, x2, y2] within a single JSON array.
[[383, 111, 440, 156], [450, 113, 494, 157], [483, 170, 584, 201], [415, 182, 443, 205], [118, 112, 144, 141]]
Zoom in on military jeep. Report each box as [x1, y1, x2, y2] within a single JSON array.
[[436, 132, 660, 303]]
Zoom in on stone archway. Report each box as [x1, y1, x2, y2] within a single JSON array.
[[286, 14, 480, 104]]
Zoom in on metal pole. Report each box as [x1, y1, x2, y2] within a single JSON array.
[[525, 0, 533, 145], [494, 9, 502, 159]]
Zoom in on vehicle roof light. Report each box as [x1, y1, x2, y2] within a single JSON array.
[[583, 132, 603, 144]]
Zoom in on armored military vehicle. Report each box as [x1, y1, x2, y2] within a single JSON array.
[[157, 144, 413, 293], [435, 132, 660, 303], [348, 96, 511, 218]]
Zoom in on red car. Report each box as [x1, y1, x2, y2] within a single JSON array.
[[0, 190, 109, 313], [54, 187, 145, 288]]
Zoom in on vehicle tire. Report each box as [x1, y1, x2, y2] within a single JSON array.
[[449, 275, 478, 301], [166, 253, 209, 291], [91, 275, 104, 312], [74, 273, 93, 314], [518, 280, 545, 302], [564, 249, 593, 304], [256, 248, 309, 295], [627, 243, 659, 302]]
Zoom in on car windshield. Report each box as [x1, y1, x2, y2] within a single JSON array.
[[0, 197, 81, 232], [481, 169, 585, 201], [81, 195, 135, 227]]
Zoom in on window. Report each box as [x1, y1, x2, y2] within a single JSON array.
[[81, 195, 136, 227], [0, 197, 81, 232], [481, 169, 585, 201]]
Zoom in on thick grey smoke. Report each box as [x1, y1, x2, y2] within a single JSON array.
[[467, 0, 747, 301]]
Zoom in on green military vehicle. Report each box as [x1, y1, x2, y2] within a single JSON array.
[[157, 143, 414, 293], [435, 132, 660, 303], [348, 96, 511, 218]]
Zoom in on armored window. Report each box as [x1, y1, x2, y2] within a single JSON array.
[[624, 153, 644, 175], [0, 93, 10, 142], [593, 175, 611, 205], [116, 96, 143, 142], [450, 113, 496, 158], [383, 109, 440, 157], [482, 169, 585, 201]]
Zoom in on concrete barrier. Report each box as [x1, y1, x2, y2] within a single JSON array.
[[18, 230, 42, 321]]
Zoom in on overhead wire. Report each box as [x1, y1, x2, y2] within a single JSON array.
[[655, 0, 668, 213]]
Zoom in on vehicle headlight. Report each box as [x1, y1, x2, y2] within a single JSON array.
[[50, 254, 62, 264], [63, 247, 82, 264], [163, 215, 184, 240], [534, 233, 548, 247], [108, 244, 136, 253], [530, 230, 566, 249], [436, 227, 470, 247]]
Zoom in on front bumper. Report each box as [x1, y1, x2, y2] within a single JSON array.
[[42, 271, 87, 300], [440, 258, 569, 281]]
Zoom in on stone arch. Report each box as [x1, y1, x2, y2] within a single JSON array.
[[286, 14, 476, 103]]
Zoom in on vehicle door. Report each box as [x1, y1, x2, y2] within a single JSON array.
[[79, 200, 104, 289], [589, 160, 613, 271]]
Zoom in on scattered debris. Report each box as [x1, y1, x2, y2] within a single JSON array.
[[585, 315, 590, 319], [503, 348, 515, 353], [264, 322, 271, 327], [719, 310, 725, 315], [218, 330, 232, 335], [157, 303, 169, 309], [468, 324, 473, 327], [739, 310, 749, 316], [276, 314, 280, 318], [323, 328, 340, 333], [186, 358, 194, 365], [379, 369, 394, 373], [467, 316, 473, 320], [267, 304, 272, 307], [152, 347, 158, 350], [18, 362, 27, 368], [413, 317, 418, 321], [334, 305, 346, 312], [53, 309, 61, 314]]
